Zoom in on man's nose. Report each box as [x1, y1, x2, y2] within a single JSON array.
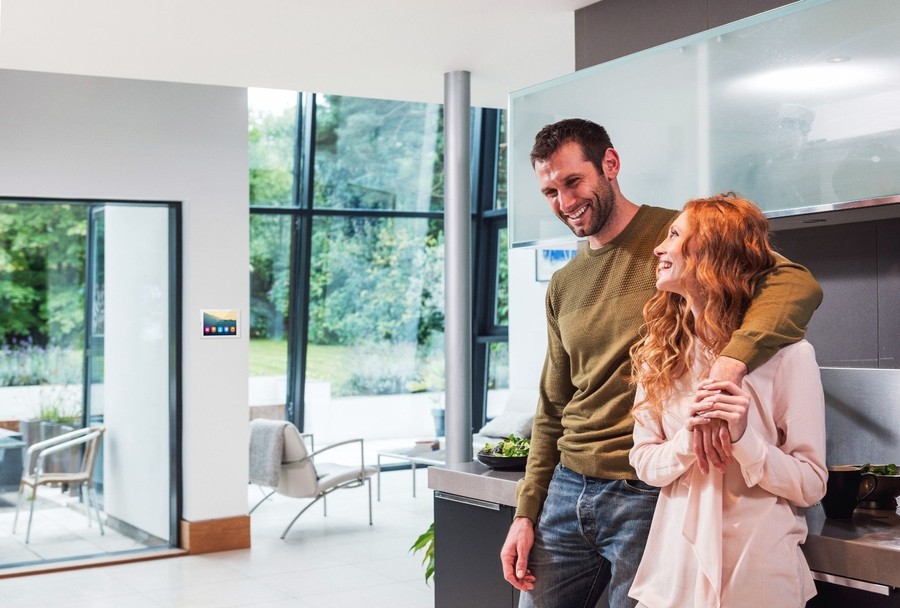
[[558, 188, 577, 211]]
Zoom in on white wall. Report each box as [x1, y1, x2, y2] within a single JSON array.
[[0, 69, 250, 524], [507, 247, 551, 392]]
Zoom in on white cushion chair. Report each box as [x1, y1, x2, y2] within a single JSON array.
[[248, 419, 376, 539]]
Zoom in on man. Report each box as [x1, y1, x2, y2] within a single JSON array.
[[500, 119, 822, 608]]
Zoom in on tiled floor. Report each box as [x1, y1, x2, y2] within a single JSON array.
[[0, 489, 158, 566], [0, 468, 437, 607]]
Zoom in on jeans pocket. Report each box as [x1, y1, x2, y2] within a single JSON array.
[[623, 478, 660, 495]]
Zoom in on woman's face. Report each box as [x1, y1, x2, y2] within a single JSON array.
[[653, 211, 694, 297]]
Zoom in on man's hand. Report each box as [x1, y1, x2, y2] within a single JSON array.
[[500, 516, 537, 591], [692, 356, 747, 474]]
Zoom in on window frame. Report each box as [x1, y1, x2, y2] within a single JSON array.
[[248, 94, 507, 434]]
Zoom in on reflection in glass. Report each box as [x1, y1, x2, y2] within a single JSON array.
[[708, 0, 900, 212], [0, 202, 86, 418], [249, 215, 292, 415], [486, 342, 510, 418], [307, 216, 444, 397], [314, 96, 444, 211], [495, 228, 509, 326], [248, 88, 299, 207], [496, 110, 508, 209], [510, 0, 900, 246]]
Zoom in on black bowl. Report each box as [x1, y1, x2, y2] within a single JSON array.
[[477, 453, 528, 471], [857, 466, 900, 510]]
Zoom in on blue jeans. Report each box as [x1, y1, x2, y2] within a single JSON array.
[[519, 464, 659, 608]]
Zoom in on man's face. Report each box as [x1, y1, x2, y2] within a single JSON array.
[[534, 141, 615, 239]]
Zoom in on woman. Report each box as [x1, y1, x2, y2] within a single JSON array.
[[627, 194, 827, 608]]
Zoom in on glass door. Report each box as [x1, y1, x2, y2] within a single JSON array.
[[0, 198, 178, 569], [85, 206, 105, 428]]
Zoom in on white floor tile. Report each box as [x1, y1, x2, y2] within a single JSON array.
[[2, 468, 436, 608]]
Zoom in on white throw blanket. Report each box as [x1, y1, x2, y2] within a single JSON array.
[[249, 419, 290, 487]]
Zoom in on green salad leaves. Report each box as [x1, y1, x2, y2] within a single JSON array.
[[479, 434, 530, 457], [860, 463, 898, 475]]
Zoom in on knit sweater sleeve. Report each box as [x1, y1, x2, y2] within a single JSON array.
[[720, 253, 822, 372]]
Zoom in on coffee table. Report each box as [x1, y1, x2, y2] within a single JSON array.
[[377, 447, 445, 500]]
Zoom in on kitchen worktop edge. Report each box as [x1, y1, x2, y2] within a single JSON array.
[[428, 463, 900, 589]]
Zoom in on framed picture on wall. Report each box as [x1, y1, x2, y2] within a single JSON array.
[[200, 309, 240, 338], [535, 248, 578, 282]]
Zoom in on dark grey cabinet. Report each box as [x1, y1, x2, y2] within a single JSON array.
[[807, 581, 900, 607], [433, 491, 520, 607]]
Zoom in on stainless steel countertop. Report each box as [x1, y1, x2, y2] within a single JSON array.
[[428, 463, 900, 589], [805, 505, 900, 588], [428, 461, 521, 507]]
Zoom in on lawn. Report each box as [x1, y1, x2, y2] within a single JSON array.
[[249, 339, 353, 391]]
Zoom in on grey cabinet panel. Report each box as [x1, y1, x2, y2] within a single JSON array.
[[773, 222, 878, 367], [877, 219, 900, 367], [434, 493, 519, 607], [807, 581, 900, 607], [707, 0, 795, 28], [575, 0, 795, 70], [575, 0, 707, 69]]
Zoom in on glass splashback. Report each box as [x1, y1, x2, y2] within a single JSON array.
[[510, 0, 900, 247]]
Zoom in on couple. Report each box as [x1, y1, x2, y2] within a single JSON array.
[[500, 119, 827, 608]]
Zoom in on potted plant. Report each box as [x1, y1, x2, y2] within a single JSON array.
[[406, 361, 445, 438], [410, 522, 435, 584], [406, 378, 445, 437], [20, 385, 82, 475]]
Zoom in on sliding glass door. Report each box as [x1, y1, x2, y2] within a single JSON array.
[[0, 198, 179, 569]]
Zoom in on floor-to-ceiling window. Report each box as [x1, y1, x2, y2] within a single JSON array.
[[248, 90, 507, 448], [0, 198, 180, 569]]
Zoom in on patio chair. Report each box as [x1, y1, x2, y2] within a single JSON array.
[[248, 419, 376, 539], [13, 425, 105, 544]]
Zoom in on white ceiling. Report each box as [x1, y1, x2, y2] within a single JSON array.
[[0, 0, 596, 109]]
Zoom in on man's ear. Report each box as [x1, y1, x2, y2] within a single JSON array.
[[602, 148, 621, 180]]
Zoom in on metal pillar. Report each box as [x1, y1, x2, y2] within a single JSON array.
[[443, 71, 473, 464]]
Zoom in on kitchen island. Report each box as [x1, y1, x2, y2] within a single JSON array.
[[429, 462, 900, 607]]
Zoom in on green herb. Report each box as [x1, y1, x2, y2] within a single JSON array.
[[479, 434, 530, 458], [860, 463, 898, 475]]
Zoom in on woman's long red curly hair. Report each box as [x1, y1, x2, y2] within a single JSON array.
[[630, 193, 776, 415]]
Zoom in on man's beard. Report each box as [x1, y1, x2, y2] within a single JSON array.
[[564, 181, 615, 238]]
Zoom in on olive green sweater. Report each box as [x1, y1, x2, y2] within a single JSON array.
[[515, 205, 823, 522]]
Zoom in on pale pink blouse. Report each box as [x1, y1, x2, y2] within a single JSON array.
[[628, 340, 827, 608]]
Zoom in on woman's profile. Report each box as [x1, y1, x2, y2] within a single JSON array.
[[627, 193, 827, 607]]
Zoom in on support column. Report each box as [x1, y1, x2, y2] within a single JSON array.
[[443, 71, 473, 464]]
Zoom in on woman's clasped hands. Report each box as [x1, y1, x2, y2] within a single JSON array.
[[688, 380, 751, 444]]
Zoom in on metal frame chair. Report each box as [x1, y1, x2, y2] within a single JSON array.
[[13, 425, 106, 544]]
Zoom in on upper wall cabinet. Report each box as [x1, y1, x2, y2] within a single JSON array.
[[509, 0, 900, 247]]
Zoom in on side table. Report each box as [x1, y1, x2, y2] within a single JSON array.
[[376, 447, 445, 500]]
